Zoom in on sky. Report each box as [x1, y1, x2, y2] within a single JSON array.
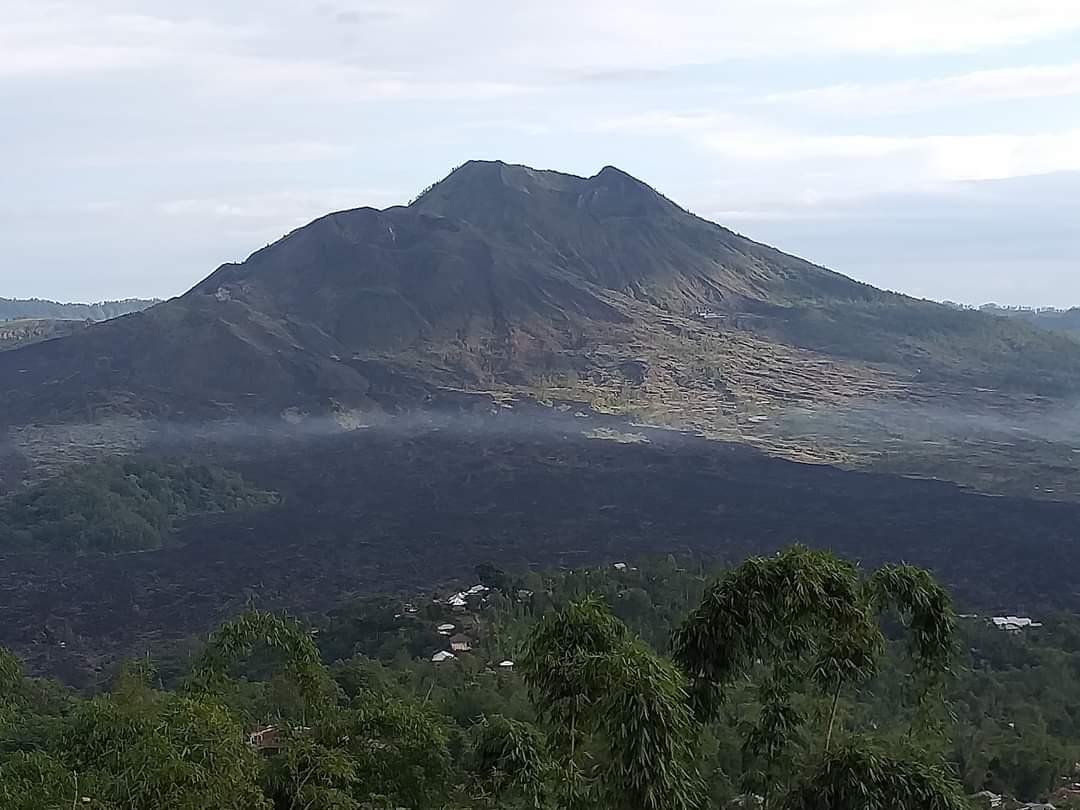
[[2, 1, 1079, 306]]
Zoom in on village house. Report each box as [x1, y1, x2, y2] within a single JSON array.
[[991, 616, 1043, 633], [972, 791, 1003, 809], [248, 725, 312, 754], [249, 726, 284, 753], [431, 650, 456, 664], [449, 633, 473, 652], [437, 622, 456, 635]]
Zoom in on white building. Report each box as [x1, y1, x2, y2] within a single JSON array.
[[991, 616, 1043, 633]]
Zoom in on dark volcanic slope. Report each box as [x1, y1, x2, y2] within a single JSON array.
[[3, 160, 1079, 428], [3, 414, 1078, 683], [0, 319, 85, 351]]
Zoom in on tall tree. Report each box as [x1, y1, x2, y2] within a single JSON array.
[[185, 608, 332, 723], [671, 547, 960, 806], [782, 743, 969, 810], [62, 692, 269, 810], [521, 597, 701, 810]]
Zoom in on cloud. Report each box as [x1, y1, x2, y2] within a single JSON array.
[[709, 173, 1080, 306], [4, 0, 1080, 305], [592, 111, 1080, 185], [8, 1, 1080, 84], [498, 0, 1080, 70], [0, 5, 241, 77], [157, 189, 402, 223], [768, 63, 1080, 114]]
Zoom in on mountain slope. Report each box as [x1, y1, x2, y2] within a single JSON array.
[[2, 161, 1078, 433], [980, 304, 1080, 340], [414, 161, 875, 307], [0, 319, 85, 351]]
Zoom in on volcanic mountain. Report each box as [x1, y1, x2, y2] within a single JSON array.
[[3, 160, 1079, 484]]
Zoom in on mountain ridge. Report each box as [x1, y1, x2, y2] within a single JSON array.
[[2, 161, 1079, 468]]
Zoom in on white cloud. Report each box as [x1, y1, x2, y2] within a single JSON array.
[[0, 5, 241, 76], [4, 0, 1080, 303], [768, 63, 1080, 114], [8, 0, 1080, 83], [460, 0, 1080, 70], [157, 188, 402, 222], [594, 111, 1080, 185]]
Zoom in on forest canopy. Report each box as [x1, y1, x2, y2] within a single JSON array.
[[2, 547, 1078, 808], [0, 459, 277, 553]]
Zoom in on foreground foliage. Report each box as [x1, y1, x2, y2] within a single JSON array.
[[0, 547, 1077, 807]]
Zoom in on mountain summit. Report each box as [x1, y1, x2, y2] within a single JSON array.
[[415, 161, 680, 222], [411, 161, 867, 305], [2, 161, 1078, 432]]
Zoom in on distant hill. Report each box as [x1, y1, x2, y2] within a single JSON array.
[[978, 303, 1080, 340], [2, 160, 1079, 441], [0, 299, 158, 351], [0, 297, 158, 323]]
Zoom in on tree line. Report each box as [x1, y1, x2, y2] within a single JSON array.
[[0, 459, 278, 553]]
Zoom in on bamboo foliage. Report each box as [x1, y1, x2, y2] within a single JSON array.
[[671, 546, 961, 806], [184, 608, 329, 716], [467, 715, 552, 808], [520, 597, 701, 810], [782, 743, 970, 810]]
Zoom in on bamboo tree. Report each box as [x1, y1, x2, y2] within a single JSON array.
[[671, 547, 960, 806], [184, 608, 331, 721], [520, 597, 701, 810], [467, 715, 552, 808], [782, 743, 969, 810]]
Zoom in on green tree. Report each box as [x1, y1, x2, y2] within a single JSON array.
[[671, 547, 959, 807], [263, 730, 361, 810], [185, 608, 332, 723], [782, 743, 968, 810], [467, 715, 552, 808], [0, 751, 76, 810], [521, 597, 700, 810], [62, 692, 269, 810], [303, 697, 453, 809]]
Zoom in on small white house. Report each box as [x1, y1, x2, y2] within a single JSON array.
[[973, 790, 1003, 808], [497, 660, 514, 670], [991, 616, 1042, 633], [437, 623, 456, 635], [613, 562, 628, 571], [431, 650, 456, 664]]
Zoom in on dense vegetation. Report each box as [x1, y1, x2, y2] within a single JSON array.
[[2, 547, 1079, 808], [0, 460, 278, 552], [0, 297, 156, 322]]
